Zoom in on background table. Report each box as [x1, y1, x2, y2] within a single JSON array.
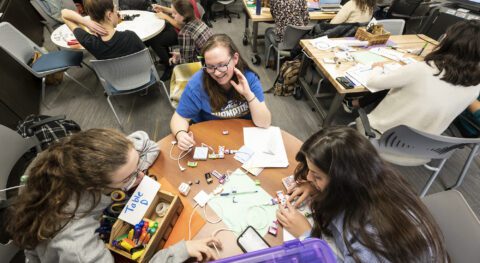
[[241, 0, 336, 63], [149, 119, 303, 258], [298, 34, 438, 127], [51, 10, 165, 49]]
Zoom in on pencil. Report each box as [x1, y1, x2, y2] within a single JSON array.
[[418, 42, 428, 56]]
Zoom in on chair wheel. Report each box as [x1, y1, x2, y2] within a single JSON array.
[[242, 35, 248, 46], [251, 55, 261, 65], [228, 18, 232, 23], [237, 14, 240, 18]]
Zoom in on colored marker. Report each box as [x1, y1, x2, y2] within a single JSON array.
[[138, 231, 147, 245], [128, 229, 134, 240], [142, 233, 151, 245], [220, 190, 258, 196], [133, 226, 141, 244]]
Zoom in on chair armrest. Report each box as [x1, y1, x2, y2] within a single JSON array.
[[357, 108, 376, 139]]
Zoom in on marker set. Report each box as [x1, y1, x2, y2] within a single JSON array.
[[111, 219, 158, 260]]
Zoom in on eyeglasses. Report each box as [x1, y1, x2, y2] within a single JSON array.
[[121, 168, 142, 191], [203, 57, 232, 74]]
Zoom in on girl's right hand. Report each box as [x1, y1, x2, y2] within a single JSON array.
[[176, 131, 195, 151], [186, 237, 222, 261], [169, 52, 180, 65], [151, 4, 163, 13], [287, 182, 315, 208], [86, 20, 107, 36]]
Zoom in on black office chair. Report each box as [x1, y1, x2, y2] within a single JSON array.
[[383, 0, 432, 32], [212, 0, 240, 23]]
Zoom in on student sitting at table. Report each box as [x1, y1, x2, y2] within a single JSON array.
[[61, 0, 145, 60], [352, 20, 480, 136], [170, 34, 272, 151], [167, 0, 213, 65], [6, 129, 221, 263], [330, 0, 375, 24], [277, 126, 448, 263], [264, 0, 309, 67]]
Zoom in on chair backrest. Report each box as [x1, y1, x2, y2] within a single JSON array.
[[387, 0, 424, 17], [91, 49, 157, 92], [422, 190, 480, 262], [376, 125, 480, 160], [0, 22, 40, 75], [377, 19, 405, 35], [0, 125, 39, 202], [0, 240, 19, 263], [281, 24, 314, 50]]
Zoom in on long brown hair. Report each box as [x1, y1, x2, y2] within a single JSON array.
[[7, 129, 133, 250], [424, 20, 480, 87], [173, 0, 196, 24], [200, 34, 257, 112], [295, 126, 448, 263], [355, 0, 376, 12], [83, 0, 114, 22]]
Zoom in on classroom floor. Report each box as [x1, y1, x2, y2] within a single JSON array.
[[40, 7, 480, 218]]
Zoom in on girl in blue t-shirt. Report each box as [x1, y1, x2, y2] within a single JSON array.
[[171, 34, 272, 151]]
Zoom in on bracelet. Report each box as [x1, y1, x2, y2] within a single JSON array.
[[247, 96, 256, 103], [174, 130, 188, 140]]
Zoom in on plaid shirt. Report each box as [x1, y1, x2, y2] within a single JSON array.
[[270, 0, 309, 41], [178, 20, 213, 64]]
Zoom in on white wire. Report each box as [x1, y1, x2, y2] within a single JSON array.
[[211, 228, 236, 257], [246, 205, 269, 230], [203, 203, 223, 224], [169, 142, 191, 160], [188, 203, 199, 240], [0, 185, 23, 192], [201, 143, 215, 154]]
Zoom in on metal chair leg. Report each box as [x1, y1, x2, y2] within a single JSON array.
[[276, 48, 281, 74], [448, 144, 480, 189], [420, 158, 448, 197], [265, 44, 273, 68], [107, 96, 122, 127], [64, 72, 94, 95], [41, 77, 51, 109]]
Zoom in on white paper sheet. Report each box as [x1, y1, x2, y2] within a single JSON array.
[[243, 127, 289, 168]]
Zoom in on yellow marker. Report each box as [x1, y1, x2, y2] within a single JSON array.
[[131, 249, 145, 260], [128, 229, 134, 240]]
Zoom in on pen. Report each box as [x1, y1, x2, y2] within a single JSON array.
[[220, 190, 258, 196], [418, 42, 428, 56]]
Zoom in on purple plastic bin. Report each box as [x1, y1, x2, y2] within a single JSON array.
[[213, 238, 337, 263]]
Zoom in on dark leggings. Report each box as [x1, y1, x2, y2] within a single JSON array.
[[358, 90, 389, 108], [145, 23, 178, 67], [201, 0, 216, 21]]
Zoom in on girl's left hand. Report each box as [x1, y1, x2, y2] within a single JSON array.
[[230, 68, 254, 100], [276, 200, 311, 238], [155, 10, 169, 20]]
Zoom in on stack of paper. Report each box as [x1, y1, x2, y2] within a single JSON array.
[[243, 127, 289, 168]]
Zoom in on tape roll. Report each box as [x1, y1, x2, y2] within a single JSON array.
[[108, 202, 126, 216], [155, 202, 170, 217], [111, 190, 126, 202]]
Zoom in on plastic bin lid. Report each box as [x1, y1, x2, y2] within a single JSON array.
[[214, 238, 337, 263]]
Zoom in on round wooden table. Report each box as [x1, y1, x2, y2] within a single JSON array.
[[51, 10, 165, 49], [149, 119, 303, 258]]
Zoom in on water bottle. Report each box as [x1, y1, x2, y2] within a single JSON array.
[[255, 0, 261, 15]]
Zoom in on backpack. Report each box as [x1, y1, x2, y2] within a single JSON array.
[[266, 59, 301, 96], [16, 115, 81, 151]]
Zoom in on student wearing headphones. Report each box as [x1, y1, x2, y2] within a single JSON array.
[[277, 126, 448, 262], [7, 129, 221, 262], [170, 34, 271, 151]]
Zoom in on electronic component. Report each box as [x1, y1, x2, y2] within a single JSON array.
[[195, 179, 200, 184], [211, 170, 226, 184], [218, 146, 225, 159], [222, 130, 229, 135], [268, 221, 278, 236], [208, 153, 218, 159], [187, 161, 198, 167], [178, 182, 191, 196], [282, 175, 296, 192], [255, 180, 261, 186], [193, 190, 210, 207], [276, 190, 287, 206], [205, 173, 213, 184], [193, 147, 208, 160]]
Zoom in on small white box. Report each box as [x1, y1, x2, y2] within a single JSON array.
[[178, 182, 191, 196], [193, 147, 209, 160]]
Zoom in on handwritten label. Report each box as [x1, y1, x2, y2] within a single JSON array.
[[119, 176, 161, 225]]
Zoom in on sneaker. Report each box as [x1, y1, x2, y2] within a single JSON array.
[[342, 99, 354, 113]]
